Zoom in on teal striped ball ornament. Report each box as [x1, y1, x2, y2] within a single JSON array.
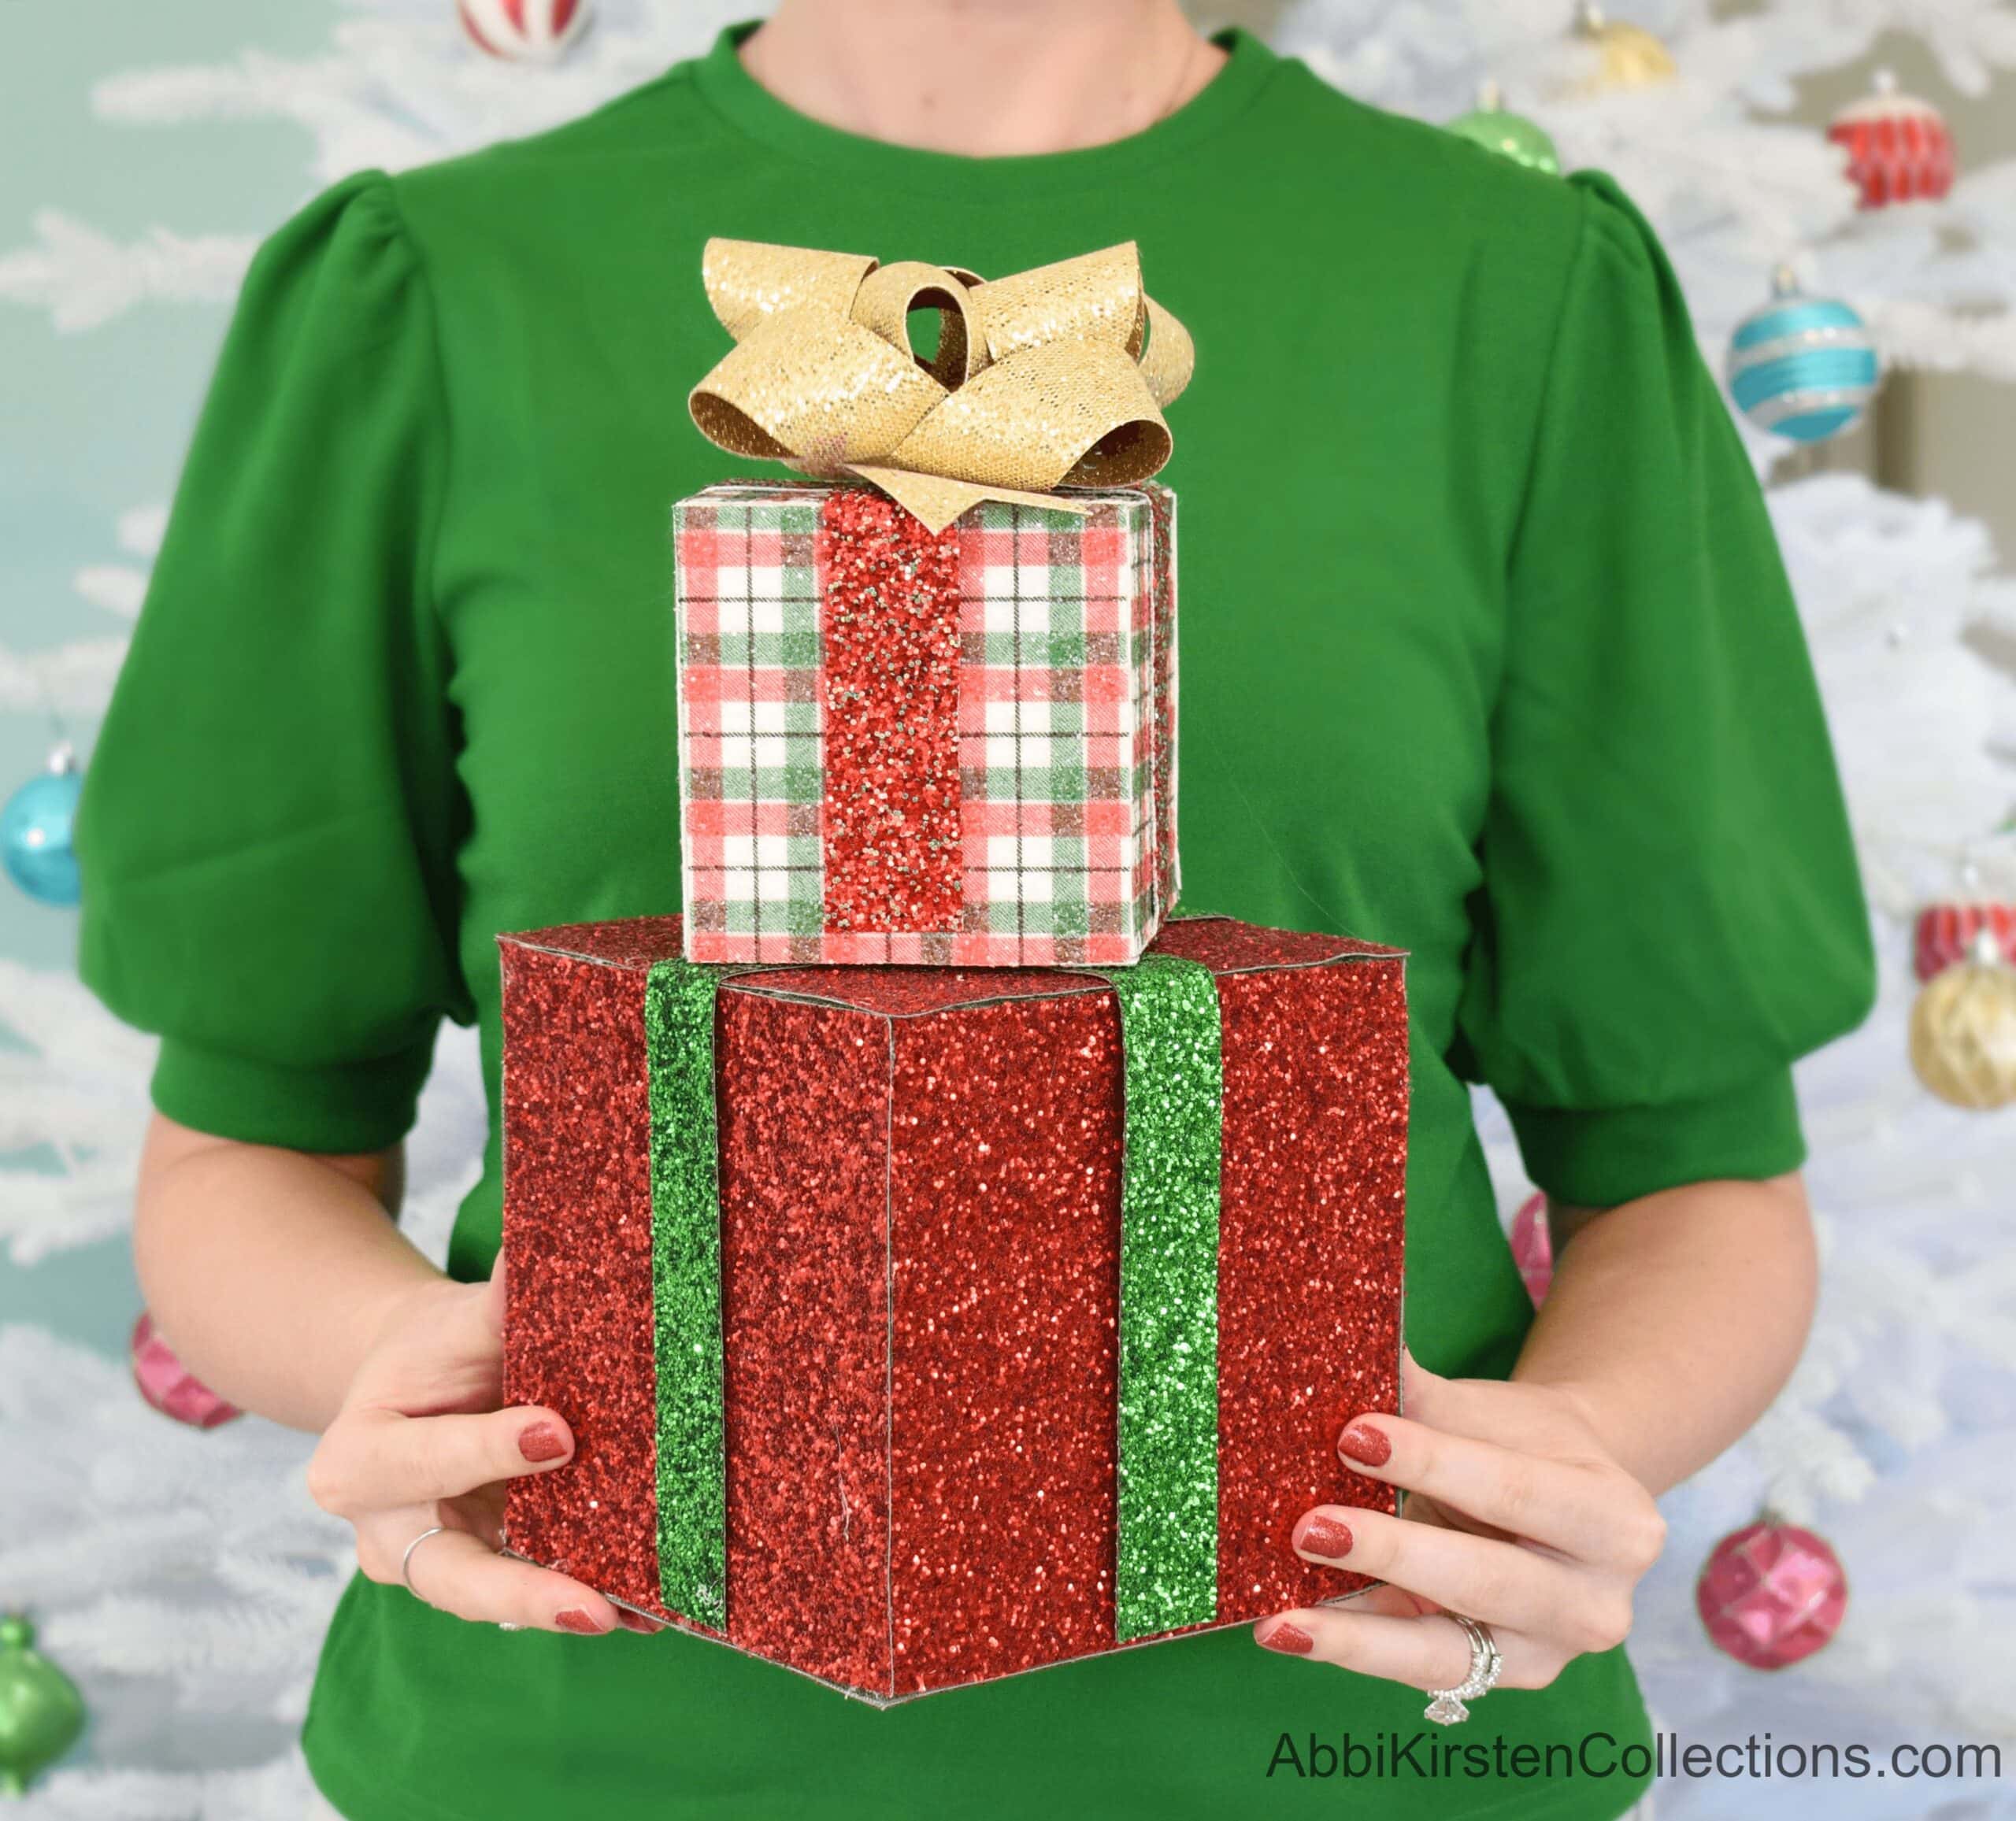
[[1725, 267, 1881, 443]]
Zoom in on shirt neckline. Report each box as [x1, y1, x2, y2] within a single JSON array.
[[689, 20, 1281, 197]]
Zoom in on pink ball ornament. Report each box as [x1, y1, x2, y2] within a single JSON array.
[[130, 1312, 241, 1431], [1509, 1192, 1554, 1304], [1695, 1519, 1848, 1670], [457, 0, 591, 65]]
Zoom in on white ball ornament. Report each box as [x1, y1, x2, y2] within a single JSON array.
[[458, 0, 592, 65]]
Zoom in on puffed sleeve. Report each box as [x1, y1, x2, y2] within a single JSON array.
[[76, 171, 472, 1154], [1454, 172, 1876, 1208]]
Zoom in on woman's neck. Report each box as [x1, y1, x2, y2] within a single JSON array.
[[739, 0, 1227, 157]]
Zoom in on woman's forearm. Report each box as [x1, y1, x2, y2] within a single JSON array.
[[1511, 1174, 1818, 1496], [132, 1112, 447, 1432]]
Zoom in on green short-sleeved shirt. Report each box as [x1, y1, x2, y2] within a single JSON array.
[[76, 24, 1873, 1821]]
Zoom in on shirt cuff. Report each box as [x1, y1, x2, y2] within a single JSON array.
[[1503, 1064, 1808, 1208], [150, 1035, 435, 1154]]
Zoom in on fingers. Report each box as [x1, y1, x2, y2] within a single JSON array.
[[483, 1246, 508, 1331], [309, 1405, 575, 1516], [1335, 1412, 1659, 1569], [1326, 1579, 1440, 1621], [342, 1275, 506, 1413], [1398, 1349, 1582, 1454], [1292, 1505, 1614, 1645], [1255, 1608, 1567, 1693], [360, 1514, 622, 1635]]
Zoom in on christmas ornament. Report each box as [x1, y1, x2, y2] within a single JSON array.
[[1509, 1192, 1554, 1303], [0, 1615, 86, 1796], [456, 0, 591, 65], [1913, 901, 2016, 980], [1573, 2, 1676, 91], [130, 1312, 242, 1431], [1695, 1519, 1847, 1670], [1445, 80, 1561, 176], [1909, 928, 2016, 1109], [1725, 268, 1881, 443], [1829, 69, 1956, 210], [1, 742, 82, 907]]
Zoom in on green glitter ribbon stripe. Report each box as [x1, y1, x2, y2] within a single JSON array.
[[645, 957, 728, 1631], [1093, 955, 1224, 1642]]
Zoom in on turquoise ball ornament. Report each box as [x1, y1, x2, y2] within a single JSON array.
[[1445, 79, 1560, 176], [1726, 268, 1881, 442], [2, 742, 83, 906]]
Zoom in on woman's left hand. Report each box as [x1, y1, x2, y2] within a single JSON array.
[[1253, 1349, 1668, 1697]]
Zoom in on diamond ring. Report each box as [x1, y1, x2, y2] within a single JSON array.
[[1425, 1614, 1502, 1724]]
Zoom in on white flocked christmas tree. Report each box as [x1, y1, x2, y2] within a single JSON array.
[[2, 2, 2014, 1814]]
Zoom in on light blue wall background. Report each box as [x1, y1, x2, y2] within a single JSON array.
[[1, 4, 339, 1353]]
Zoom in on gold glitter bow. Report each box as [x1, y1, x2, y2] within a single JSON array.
[[688, 238, 1194, 534]]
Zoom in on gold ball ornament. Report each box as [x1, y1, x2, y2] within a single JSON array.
[[1910, 931, 2016, 1110], [1573, 2, 1677, 91]]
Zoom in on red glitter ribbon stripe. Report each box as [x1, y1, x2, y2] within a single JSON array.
[[817, 491, 965, 932]]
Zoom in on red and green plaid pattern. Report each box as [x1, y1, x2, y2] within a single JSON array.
[[676, 483, 1176, 965]]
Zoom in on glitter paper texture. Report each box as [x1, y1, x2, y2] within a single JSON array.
[[645, 959, 728, 1630], [1095, 956, 1222, 1641], [1155, 916, 1411, 1615], [718, 987, 895, 1692], [499, 913, 1408, 1702], [499, 938, 669, 1625], [817, 491, 964, 933], [887, 989, 1124, 1690]]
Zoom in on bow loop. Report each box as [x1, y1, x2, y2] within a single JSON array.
[[688, 237, 1191, 532], [851, 261, 987, 389]]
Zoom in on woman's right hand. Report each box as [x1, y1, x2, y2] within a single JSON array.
[[306, 1257, 648, 1635]]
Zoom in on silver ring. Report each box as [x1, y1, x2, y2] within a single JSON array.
[[1425, 1614, 1502, 1725], [498, 1623, 524, 1633], [399, 1524, 450, 1599]]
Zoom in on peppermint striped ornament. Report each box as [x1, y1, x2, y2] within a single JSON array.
[[1829, 71, 1956, 211], [1725, 268, 1881, 444], [457, 0, 591, 64], [1914, 902, 2016, 982]]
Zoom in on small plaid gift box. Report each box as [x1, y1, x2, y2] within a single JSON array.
[[674, 480, 1177, 967]]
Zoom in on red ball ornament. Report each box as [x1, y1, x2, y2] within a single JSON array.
[[457, 0, 591, 65], [1829, 70, 1955, 209], [1914, 901, 2016, 981], [1695, 1519, 1847, 1669], [130, 1312, 241, 1431], [1509, 1192, 1554, 1304]]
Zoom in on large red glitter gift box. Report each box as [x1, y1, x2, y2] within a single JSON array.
[[675, 482, 1177, 968], [500, 912, 1409, 1703]]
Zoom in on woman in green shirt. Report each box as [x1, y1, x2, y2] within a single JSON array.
[[77, 5, 1874, 1818]]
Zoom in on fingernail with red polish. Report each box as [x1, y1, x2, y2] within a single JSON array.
[[616, 1609, 666, 1635], [1261, 1622, 1315, 1656], [1297, 1515, 1354, 1560], [554, 1608, 608, 1635], [1337, 1421, 1392, 1468], [517, 1420, 569, 1464]]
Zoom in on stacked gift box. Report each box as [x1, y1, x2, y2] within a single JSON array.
[[499, 239, 1410, 1702]]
